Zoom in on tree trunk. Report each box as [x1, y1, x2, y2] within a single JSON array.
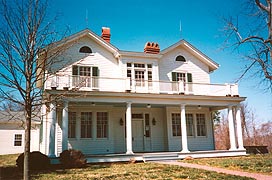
[[24, 75, 32, 180], [23, 113, 31, 180]]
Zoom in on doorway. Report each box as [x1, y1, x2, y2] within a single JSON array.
[[132, 120, 144, 152]]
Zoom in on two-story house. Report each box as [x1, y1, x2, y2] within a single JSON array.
[[38, 28, 246, 162]]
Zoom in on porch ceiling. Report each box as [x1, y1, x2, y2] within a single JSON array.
[[45, 89, 246, 109]]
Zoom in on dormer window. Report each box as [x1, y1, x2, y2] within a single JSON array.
[[176, 55, 186, 62], [79, 46, 92, 53]]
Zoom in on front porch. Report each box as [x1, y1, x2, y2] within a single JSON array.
[[50, 149, 247, 164], [86, 150, 247, 163], [41, 90, 247, 162]]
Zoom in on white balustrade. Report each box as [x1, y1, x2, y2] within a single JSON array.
[[44, 74, 240, 97]]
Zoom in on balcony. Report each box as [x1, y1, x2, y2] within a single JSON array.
[[45, 75, 239, 97]]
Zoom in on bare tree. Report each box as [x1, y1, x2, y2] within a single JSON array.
[[214, 113, 230, 150], [223, 0, 272, 90], [0, 0, 65, 179]]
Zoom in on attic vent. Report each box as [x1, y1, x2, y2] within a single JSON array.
[[144, 42, 160, 54], [176, 55, 186, 62], [79, 46, 92, 53]]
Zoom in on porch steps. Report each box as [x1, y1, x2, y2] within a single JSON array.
[[142, 152, 179, 162]]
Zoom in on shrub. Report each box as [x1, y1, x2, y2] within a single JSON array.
[[16, 151, 50, 170], [59, 149, 87, 168]]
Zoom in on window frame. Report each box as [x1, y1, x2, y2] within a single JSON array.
[[72, 66, 99, 88], [14, 134, 22, 146], [196, 113, 207, 137], [175, 55, 186, 62], [144, 113, 151, 138], [186, 113, 194, 136], [80, 112, 92, 138], [126, 63, 153, 87], [171, 113, 181, 137], [96, 112, 108, 139], [68, 112, 77, 138], [79, 46, 92, 53]]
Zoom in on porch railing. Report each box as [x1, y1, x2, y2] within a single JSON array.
[[45, 74, 239, 96]]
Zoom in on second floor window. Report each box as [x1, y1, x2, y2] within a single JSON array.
[[72, 66, 99, 88], [172, 72, 193, 92], [172, 72, 192, 83], [126, 63, 153, 87]]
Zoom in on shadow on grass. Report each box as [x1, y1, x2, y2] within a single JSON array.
[[0, 163, 113, 180]]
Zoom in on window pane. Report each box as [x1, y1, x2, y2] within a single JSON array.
[[97, 112, 108, 138], [148, 71, 152, 80], [172, 113, 181, 136], [196, 114, 206, 136], [177, 73, 186, 82], [186, 114, 194, 136], [132, 113, 143, 119], [134, 63, 145, 68], [68, 112, 76, 138], [79, 67, 91, 76], [176, 55, 186, 62], [135, 70, 145, 86], [81, 112, 92, 138], [127, 69, 131, 78], [79, 46, 92, 53], [145, 114, 150, 137], [14, 134, 22, 146]]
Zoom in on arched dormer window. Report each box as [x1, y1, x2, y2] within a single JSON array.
[[176, 55, 186, 62], [79, 46, 92, 53]]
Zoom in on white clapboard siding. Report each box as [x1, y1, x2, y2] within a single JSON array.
[[0, 129, 40, 155]]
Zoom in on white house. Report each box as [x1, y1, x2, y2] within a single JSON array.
[[0, 112, 40, 155], [38, 28, 246, 162]]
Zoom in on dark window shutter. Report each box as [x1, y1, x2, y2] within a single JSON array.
[[92, 67, 99, 76], [172, 72, 177, 81], [187, 73, 192, 83], [72, 66, 78, 75]]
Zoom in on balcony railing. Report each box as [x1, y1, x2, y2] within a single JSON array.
[[45, 75, 239, 97]]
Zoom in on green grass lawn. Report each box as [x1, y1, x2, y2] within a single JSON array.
[[0, 154, 254, 180], [184, 154, 272, 175]]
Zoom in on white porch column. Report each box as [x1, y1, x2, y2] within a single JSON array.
[[228, 106, 237, 150], [236, 105, 245, 150], [62, 101, 69, 151], [40, 104, 47, 154], [180, 104, 189, 153], [126, 101, 133, 154], [48, 102, 57, 157]]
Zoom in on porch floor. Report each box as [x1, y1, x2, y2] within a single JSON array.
[[85, 149, 247, 163]]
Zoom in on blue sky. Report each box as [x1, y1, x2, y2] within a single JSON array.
[[51, 0, 271, 122]]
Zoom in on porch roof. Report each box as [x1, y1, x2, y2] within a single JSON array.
[[44, 90, 246, 110]]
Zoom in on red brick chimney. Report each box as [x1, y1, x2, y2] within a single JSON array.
[[144, 42, 160, 54], [101, 27, 111, 43]]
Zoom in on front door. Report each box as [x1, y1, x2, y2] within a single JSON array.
[[132, 120, 144, 152]]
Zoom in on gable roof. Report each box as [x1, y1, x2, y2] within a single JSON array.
[[0, 111, 40, 124], [43, 29, 219, 72], [160, 40, 219, 72], [44, 29, 120, 58]]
